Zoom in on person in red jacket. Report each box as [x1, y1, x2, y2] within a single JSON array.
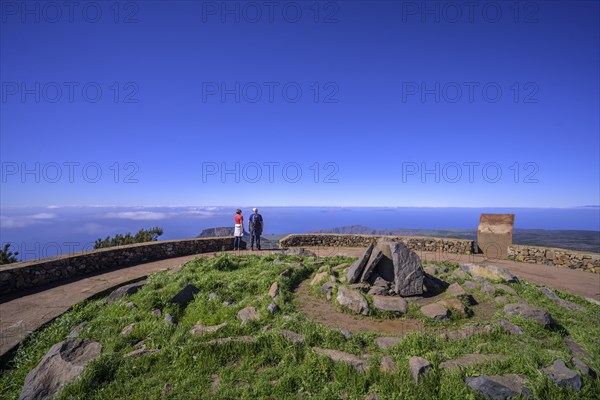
[[233, 209, 244, 250]]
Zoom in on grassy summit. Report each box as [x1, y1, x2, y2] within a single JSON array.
[[1, 253, 598, 399]]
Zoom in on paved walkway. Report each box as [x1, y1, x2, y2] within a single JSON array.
[[1, 248, 599, 359]]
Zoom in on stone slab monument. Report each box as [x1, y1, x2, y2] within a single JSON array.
[[477, 214, 515, 259]]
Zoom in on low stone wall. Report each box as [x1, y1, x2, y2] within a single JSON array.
[[508, 244, 600, 274], [279, 234, 474, 254], [0, 237, 239, 295]]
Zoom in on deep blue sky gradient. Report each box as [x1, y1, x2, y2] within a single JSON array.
[[1, 0, 599, 208]]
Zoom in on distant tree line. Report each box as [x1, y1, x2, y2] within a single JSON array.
[[94, 227, 164, 249]]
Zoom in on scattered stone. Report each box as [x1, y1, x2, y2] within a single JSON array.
[[190, 323, 227, 336], [162, 383, 173, 395], [564, 336, 592, 361], [222, 300, 234, 307], [447, 283, 475, 304], [420, 302, 450, 320], [333, 263, 349, 271], [365, 393, 378, 400], [380, 356, 395, 373], [347, 243, 375, 284], [463, 280, 479, 291], [105, 280, 149, 304], [67, 322, 87, 338], [124, 301, 136, 310], [439, 298, 468, 315], [585, 297, 600, 306], [211, 374, 220, 393], [370, 275, 389, 288], [452, 269, 468, 279], [504, 303, 554, 328], [367, 286, 388, 296], [466, 374, 533, 399], [496, 284, 517, 296], [571, 357, 596, 378], [494, 296, 509, 305], [280, 330, 305, 344], [460, 263, 519, 283], [18, 339, 102, 400], [360, 249, 384, 283], [424, 266, 438, 276], [440, 354, 506, 369], [442, 325, 492, 340], [269, 282, 279, 300], [497, 319, 524, 335], [151, 308, 162, 316], [164, 313, 176, 325], [267, 303, 279, 314], [390, 242, 424, 296], [237, 307, 260, 327], [279, 269, 292, 278], [481, 284, 497, 295], [372, 295, 407, 314], [539, 287, 585, 312], [312, 347, 369, 372], [133, 340, 146, 349], [124, 348, 160, 357], [339, 329, 353, 339], [207, 336, 256, 345], [543, 359, 581, 391], [349, 283, 370, 292], [336, 286, 370, 316], [375, 336, 402, 350], [326, 291, 332, 301], [282, 248, 317, 258], [120, 323, 135, 336], [169, 284, 200, 306], [408, 356, 432, 384], [208, 293, 219, 300], [311, 272, 329, 286]]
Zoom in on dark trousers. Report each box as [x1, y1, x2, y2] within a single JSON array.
[[233, 236, 242, 250], [250, 231, 261, 250]]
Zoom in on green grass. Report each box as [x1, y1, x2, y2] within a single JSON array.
[[1, 254, 599, 399]]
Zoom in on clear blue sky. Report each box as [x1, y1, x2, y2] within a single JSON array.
[[1, 0, 599, 208]]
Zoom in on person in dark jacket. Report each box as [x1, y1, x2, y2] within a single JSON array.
[[248, 208, 263, 250]]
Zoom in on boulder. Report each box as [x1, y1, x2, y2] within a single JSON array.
[[380, 356, 395, 373], [312, 347, 369, 372], [164, 313, 176, 325], [375, 337, 402, 350], [564, 336, 592, 361], [18, 339, 102, 400], [466, 374, 533, 399], [504, 303, 554, 328], [571, 357, 596, 378], [360, 249, 384, 282], [408, 356, 432, 384], [367, 286, 388, 296], [372, 296, 407, 314], [347, 243, 374, 284], [542, 360, 581, 391], [539, 287, 585, 312], [496, 284, 517, 296], [481, 284, 497, 295], [105, 280, 148, 304], [390, 242, 424, 296], [268, 282, 279, 300], [420, 302, 450, 320], [447, 283, 475, 304], [497, 319, 524, 335], [460, 263, 518, 283], [463, 280, 479, 291], [349, 283, 370, 292], [438, 298, 468, 315], [311, 272, 329, 286], [440, 354, 506, 369], [237, 307, 260, 327], [267, 303, 279, 314], [280, 330, 305, 344], [169, 284, 200, 306], [336, 286, 370, 316]]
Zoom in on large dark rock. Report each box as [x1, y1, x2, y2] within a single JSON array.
[[504, 303, 554, 328], [390, 242, 424, 296], [18, 339, 102, 400], [169, 284, 200, 306], [466, 374, 533, 399], [360, 249, 383, 283], [105, 280, 149, 304], [347, 243, 374, 284], [372, 296, 407, 314], [408, 356, 432, 384], [542, 360, 582, 391]]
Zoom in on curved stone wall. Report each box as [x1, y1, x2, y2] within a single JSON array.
[[508, 244, 600, 273], [0, 237, 240, 295], [279, 234, 475, 254]]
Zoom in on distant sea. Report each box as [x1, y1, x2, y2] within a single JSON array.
[[1, 206, 598, 261]]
